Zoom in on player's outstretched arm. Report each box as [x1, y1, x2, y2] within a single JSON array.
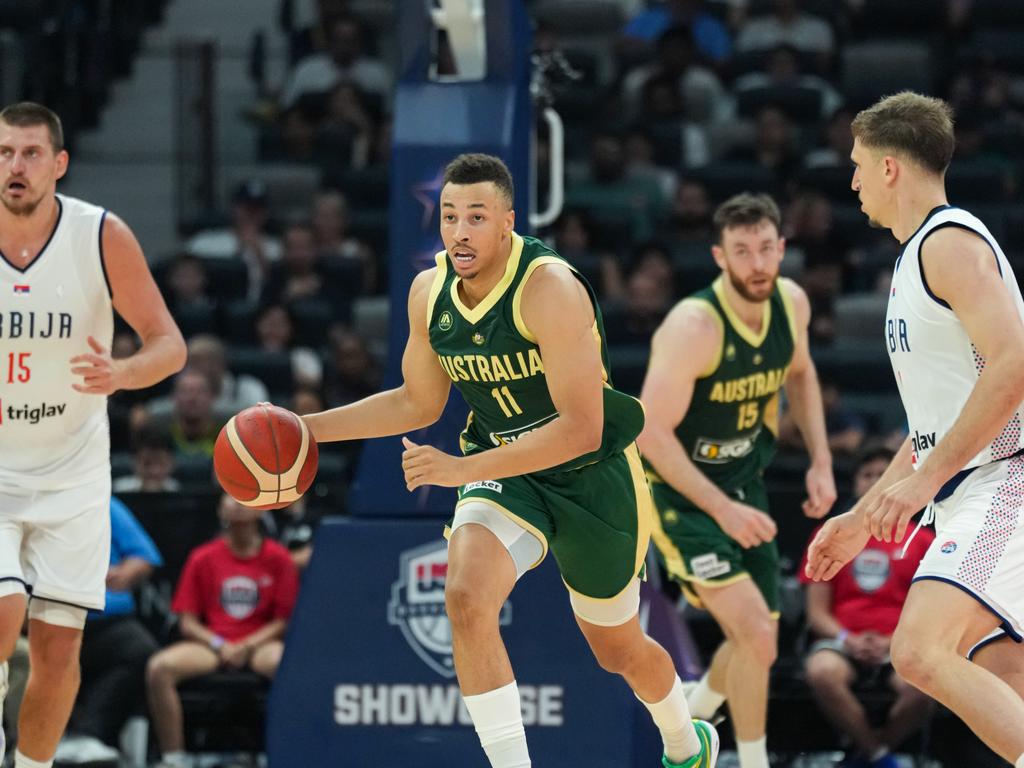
[[70, 213, 186, 394], [638, 301, 777, 548], [779, 278, 836, 519], [864, 228, 1024, 542], [304, 269, 452, 443]]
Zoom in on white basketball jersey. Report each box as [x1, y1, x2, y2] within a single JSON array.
[[0, 194, 114, 491], [886, 205, 1024, 473]]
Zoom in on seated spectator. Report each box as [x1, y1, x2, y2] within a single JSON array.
[[661, 177, 714, 246], [318, 80, 378, 170], [635, 76, 711, 169], [604, 247, 675, 345], [804, 107, 855, 169], [184, 180, 282, 303], [144, 368, 222, 459], [735, 0, 835, 70], [779, 377, 866, 456], [799, 445, 935, 768], [280, 14, 391, 110], [732, 43, 842, 121], [620, 0, 733, 65], [254, 304, 324, 389], [261, 221, 335, 309], [323, 327, 381, 409], [546, 208, 616, 297], [188, 335, 269, 421], [621, 24, 727, 125], [262, 497, 322, 571], [112, 427, 181, 493], [725, 105, 802, 186], [566, 131, 668, 242], [55, 496, 163, 764], [291, 385, 326, 418], [145, 495, 299, 768], [163, 253, 213, 318], [310, 189, 376, 294], [144, 336, 268, 425]]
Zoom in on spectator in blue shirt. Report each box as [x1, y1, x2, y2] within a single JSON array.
[[622, 0, 732, 64], [57, 497, 163, 762]]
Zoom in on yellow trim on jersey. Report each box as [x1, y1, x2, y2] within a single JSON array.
[[762, 391, 780, 436], [712, 276, 771, 348], [511, 254, 566, 343], [450, 231, 525, 325], [624, 443, 654, 580], [426, 252, 448, 326], [649, 501, 691, 583], [678, 297, 725, 378], [512, 254, 610, 382], [680, 572, 753, 611], [777, 278, 799, 344], [449, 495, 550, 569]]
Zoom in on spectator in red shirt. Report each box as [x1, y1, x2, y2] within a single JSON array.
[[145, 495, 299, 768], [799, 445, 935, 768]]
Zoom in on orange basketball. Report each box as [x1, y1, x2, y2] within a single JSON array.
[[213, 404, 319, 510]]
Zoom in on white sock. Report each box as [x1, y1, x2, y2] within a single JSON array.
[[14, 750, 53, 768], [871, 745, 890, 761], [638, 675, 702, 764], [737, 737, 769, 768], [1015, 754, 1024, 768], [463, 681, 531, 768], [686, 672, 726, 720]]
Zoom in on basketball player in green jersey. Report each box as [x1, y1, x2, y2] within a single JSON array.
[[303, 154, 717, 768], [638, 193, 837, 768]]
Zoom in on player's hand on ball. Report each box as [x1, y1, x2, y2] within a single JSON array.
[[401, 437, 465, 490], [805, 511, 870, 581], [70, 336, 126, 395]]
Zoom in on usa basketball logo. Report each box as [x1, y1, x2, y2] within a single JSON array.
[[941, 540, 958, 554], [388, 540, 511, 678]]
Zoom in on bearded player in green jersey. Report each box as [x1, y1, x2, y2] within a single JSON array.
[[303, 154, 718, 768], [638, 193, 837, 768]]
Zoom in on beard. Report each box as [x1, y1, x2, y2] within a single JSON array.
[[1, 188, 44, 217], [727, 267, 777, 302]]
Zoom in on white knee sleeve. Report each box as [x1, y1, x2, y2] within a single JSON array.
[[569, 577, 641, 627], [451, 501, 546, 580]]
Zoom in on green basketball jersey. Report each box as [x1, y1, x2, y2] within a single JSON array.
[[426, 232, 644, 475], [649, 276, 797, 492]]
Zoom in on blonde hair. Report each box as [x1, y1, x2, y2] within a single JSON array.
[[851, 91, 954, 175]]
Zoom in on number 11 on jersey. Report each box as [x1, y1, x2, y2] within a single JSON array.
[[491, 386, 523, 418]]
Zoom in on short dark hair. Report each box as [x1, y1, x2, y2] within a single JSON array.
[[132, 426, 174, 455], [442, 153, 514, 205], [712, 192, 781, 244], [851, 91, 955, 175], [854, 442, 896, 473], [0, 102, 64, 152]]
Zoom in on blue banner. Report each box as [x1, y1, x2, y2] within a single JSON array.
[[267, 519, 701, 767]]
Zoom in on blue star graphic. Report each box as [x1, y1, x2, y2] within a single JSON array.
[[412, 168, 446, 228]]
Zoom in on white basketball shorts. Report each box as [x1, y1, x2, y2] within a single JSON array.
[[0, 475, 111, 611], [914, 454, 1024, 648]]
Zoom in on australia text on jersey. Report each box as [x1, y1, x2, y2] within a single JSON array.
[[436, 349, 545, 384]]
